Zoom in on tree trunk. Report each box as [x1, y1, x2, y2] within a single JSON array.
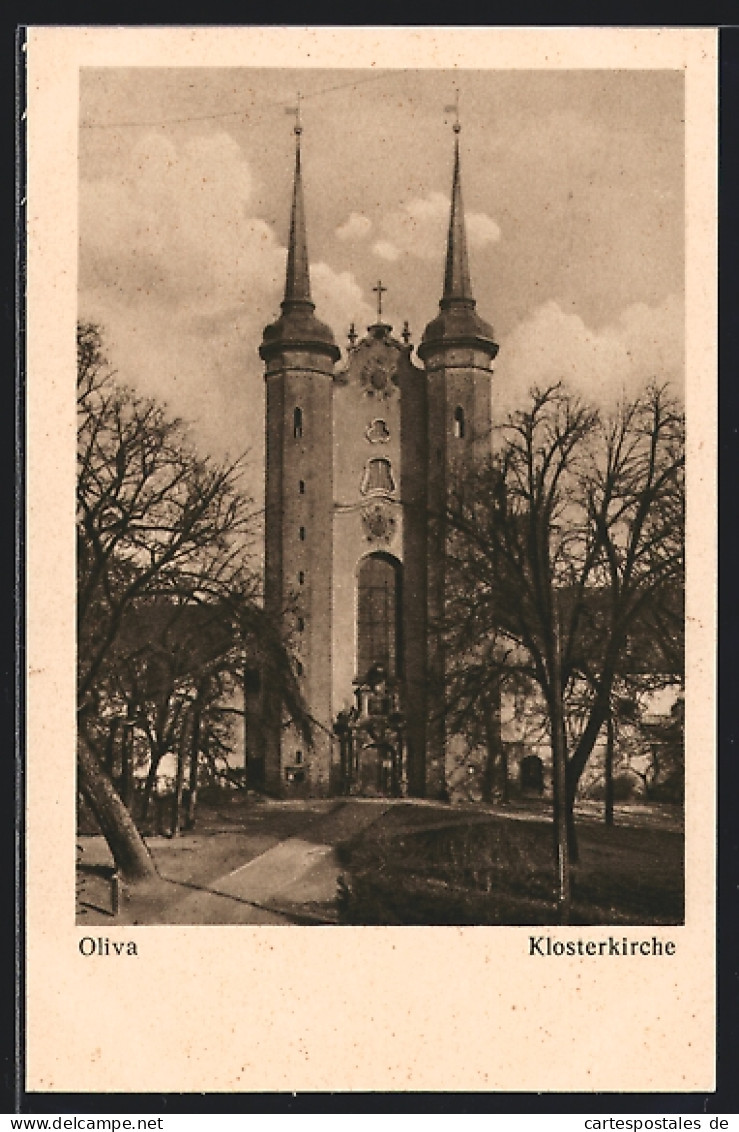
[[482, 682, 503, 804], [120, 723, 135, 811], [104, 717, 119, 778], [171, 715, 188, 838], [605, 709, 615, 827], [551, 617, 572, 921], [482, 718, 496, 805], [186, 704, 201, 829], [565, 791, 579, 865], [141, 752, 162, 823], [77, 739, 156, 882]]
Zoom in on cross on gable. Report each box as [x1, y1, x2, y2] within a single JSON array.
[[373, 280, 388, 322]]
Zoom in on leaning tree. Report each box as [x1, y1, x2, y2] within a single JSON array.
[[77, 324, 309, 880]]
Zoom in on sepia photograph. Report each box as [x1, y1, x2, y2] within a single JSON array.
[[75, 64, 686, 929], [25, 26, 716, 1094]]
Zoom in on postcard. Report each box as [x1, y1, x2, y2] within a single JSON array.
[[25, 25, 716, 1094]]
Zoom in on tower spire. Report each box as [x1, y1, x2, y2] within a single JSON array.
[[442, 123, 474, 306], [260, 105, 339, 364], [417, 101, 498, 362], [284, 95, 312, 308]]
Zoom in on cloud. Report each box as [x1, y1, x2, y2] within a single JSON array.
[[336, 211, 372, 242], [376, 191, 500, 262], [494, 295, 684, 414], [372, 240, 401, 262], [311, 263, 375, 334], [80, 131, 286, 316], [79, 128, 382, 469], [466, 212, 502, 248]]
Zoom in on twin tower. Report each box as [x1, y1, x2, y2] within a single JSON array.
[[257, 121, 498, 799]]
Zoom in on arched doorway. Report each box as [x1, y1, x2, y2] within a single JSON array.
[[356, 552, 402, 682]]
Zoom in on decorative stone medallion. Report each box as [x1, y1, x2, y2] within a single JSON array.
[[361, 502, 396, 543], [360, 356, 397, 401]]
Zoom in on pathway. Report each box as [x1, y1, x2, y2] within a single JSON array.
[[122, 798, 391, 925]]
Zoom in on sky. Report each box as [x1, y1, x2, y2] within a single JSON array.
[[78, 67, 684, 494]]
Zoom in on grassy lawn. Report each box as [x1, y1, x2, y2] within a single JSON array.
[[335, 804, 684, 926], [77, 794, 684, 926]]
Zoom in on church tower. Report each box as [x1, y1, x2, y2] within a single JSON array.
[[257, 112, 498, 801], [417, 119, 499, 797], [259, 119, 340, 796]]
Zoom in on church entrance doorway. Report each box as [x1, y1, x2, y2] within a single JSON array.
[[333, 662, 406, 797]]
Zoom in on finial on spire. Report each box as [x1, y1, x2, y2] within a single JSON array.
[[444, 86, 461, 135], [348, 322, 358, 346], [286, 91, 303, 137]]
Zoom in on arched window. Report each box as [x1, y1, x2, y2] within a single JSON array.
[[360, 457, 395, 496], [453, 406, 465, 439], [357, 554, 401, 681], [293, 407, 303, 439]]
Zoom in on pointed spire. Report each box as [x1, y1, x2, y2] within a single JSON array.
[[283, 107, 313, 309], [417, 108, 498, 363], [442, 126, 474, 306], [259, 106, 339, 365]]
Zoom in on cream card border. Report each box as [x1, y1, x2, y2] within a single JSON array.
[[25, 26, 717, 1094]]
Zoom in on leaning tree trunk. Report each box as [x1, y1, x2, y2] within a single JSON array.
[[77, 739, 156, 882]]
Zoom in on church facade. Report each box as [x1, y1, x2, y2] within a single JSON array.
[[257, 121, 498, 799]]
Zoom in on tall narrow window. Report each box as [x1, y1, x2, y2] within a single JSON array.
[[293, 407, 303, 439], [299, 479, 305, 494], [454, 406, 466, 439], [299, 526, 306, 542], [298, 570, 305, 585], [357, 553, 401, 680], [297, 616, 304, 632]]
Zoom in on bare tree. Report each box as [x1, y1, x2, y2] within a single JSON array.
[[77, 324, 309, 880], [443, 382, 685, 865]]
